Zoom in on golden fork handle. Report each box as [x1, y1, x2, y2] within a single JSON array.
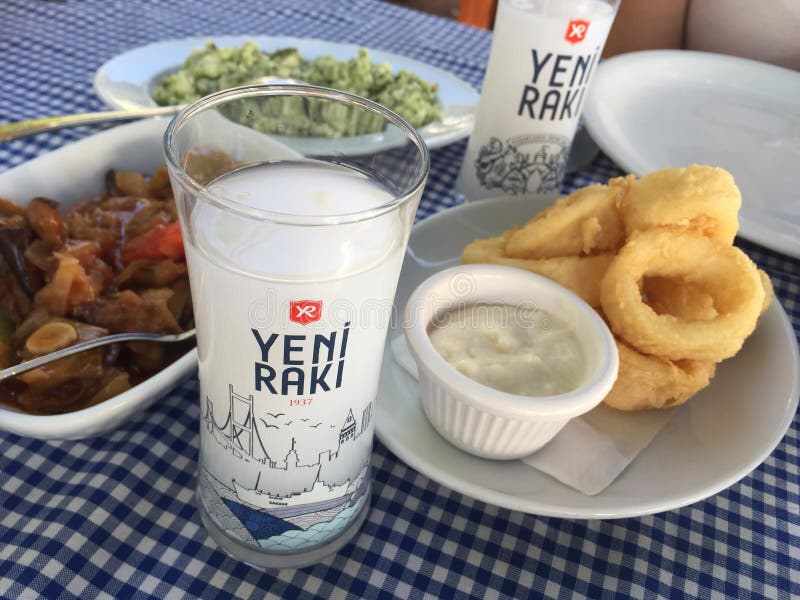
[[0, 105, 181, 142]]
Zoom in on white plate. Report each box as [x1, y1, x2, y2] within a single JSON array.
[[582, 50, 800, 258], [374, 195, 800, 518], [0, 119, 196, 439], [93, 35, 478, 151]]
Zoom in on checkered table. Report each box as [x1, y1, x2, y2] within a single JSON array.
[[1, 1, 798, 598]]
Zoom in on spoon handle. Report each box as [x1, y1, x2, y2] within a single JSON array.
[[0, 106, 181, 142], [0, 329, 196, 382]]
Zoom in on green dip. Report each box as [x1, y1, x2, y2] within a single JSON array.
[[153, 42, 443, 136]]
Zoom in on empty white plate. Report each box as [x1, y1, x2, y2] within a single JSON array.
[[583, 50, 800, 258]]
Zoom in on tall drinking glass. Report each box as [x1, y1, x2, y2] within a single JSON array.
[[164, 86, 429, 568], [455, 0, 620, 200]]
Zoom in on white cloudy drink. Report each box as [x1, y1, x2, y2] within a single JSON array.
[[165, 86, 427, 568], [186, 162, 408, 562], [456, 0, 619, 199]]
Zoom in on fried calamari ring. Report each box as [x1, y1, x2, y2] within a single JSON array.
[[600, 229, 764, 361], [505, 176, 630, 259], [462, 230, 613, 307], [758, 269, 774, 315], [620, 165, 740, 244], [603, 339, 717, 411]]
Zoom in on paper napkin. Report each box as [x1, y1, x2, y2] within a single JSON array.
[[391, 335, 675, 496]]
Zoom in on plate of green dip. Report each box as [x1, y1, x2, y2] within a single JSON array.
[[94, 36, 479, 150]]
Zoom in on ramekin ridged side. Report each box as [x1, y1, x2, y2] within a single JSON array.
[[417, 367, 569, 459]]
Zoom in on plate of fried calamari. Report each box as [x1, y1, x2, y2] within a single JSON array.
[[375, 165, 799, 518]]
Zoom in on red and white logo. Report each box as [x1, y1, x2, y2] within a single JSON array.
[[290, 300, 322, 325], [565, 19, 590, 44]]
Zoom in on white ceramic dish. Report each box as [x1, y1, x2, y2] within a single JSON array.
[[93, 35, 479, 151], [374, 195, 800, 518], [583, 50, 800, 258], [403, 264, 618, 459], [0, 119, 196, 439]]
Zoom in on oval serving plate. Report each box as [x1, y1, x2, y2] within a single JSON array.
[[94, 35, 479, 151], [0, 119, 196, 439]]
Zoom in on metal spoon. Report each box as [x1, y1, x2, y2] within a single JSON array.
[[0, 328, 196, 382], [0, 76, 307, 142]]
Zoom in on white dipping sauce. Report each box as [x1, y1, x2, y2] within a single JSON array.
[[428, 304, 585, 396]]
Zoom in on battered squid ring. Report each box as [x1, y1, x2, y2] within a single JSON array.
[[600, 229, 764, 361], [758, 269, 774, 315], [462, 229, 614, 307], [505, 176, 630, 259], [603, 339, 717, 411], [619, 165, 741, 244]]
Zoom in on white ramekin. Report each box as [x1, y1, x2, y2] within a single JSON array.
[[404, 264, 618, 460]]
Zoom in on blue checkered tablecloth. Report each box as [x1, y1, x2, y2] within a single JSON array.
[[1, 1, 798, 598]]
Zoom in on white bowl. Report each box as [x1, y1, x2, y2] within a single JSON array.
[[0, 119, 197, 439], [403, 264, 618, 459]]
